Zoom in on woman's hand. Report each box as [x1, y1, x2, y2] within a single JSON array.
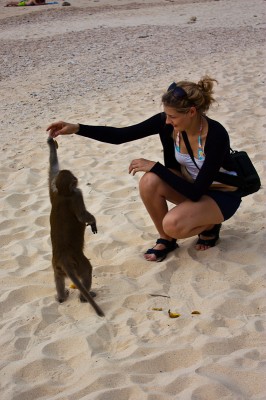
[[129, 158, 156, 176], [46, 121, 80, 138]]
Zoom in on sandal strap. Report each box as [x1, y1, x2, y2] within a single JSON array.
[[145, 248, 168, 257], [145, 238, 178, 262], [200, 223, 222, 238], [196, 224, 222, 248], [196, 237, 218, 247], [156, 238, 177, 248]]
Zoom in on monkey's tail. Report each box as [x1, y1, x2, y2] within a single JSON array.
[[67, 271, 105, 317]]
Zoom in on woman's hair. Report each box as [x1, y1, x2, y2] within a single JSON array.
[[162, 75, 217, 114]]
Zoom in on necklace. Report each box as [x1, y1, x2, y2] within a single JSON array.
[[175, 115, 205, 160], [199, 116, 203, 135], [198, 116, 204, 160]]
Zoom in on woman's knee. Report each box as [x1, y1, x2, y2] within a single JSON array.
[[162, 212, 186, 238], [139, 172, 161, 196], [162, 213, 177, 237]]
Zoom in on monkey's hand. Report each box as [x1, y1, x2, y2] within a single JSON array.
[[87, 221, 97, 234], [84, 211, 97, 234], [47, 136, 58, 148]]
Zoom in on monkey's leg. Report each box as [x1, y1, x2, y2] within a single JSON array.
[[54, 268, 69, 303]]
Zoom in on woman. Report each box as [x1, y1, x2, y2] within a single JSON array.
[[47, 76, 242, 262], [5, 0, 45, 6]]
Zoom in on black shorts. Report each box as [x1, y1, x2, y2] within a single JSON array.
[[206, 190, 242, 221]]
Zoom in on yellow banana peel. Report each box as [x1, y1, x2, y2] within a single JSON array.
[[168, 309, 180, 318], [69, 283, 77, 289]]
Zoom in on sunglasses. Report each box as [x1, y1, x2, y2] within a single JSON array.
[[167, 82, 187, 98]]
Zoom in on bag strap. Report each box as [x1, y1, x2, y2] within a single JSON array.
[[181, 131, 243, 187], [181, 131, 200, 170]]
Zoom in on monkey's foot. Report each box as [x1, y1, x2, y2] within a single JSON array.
[[80, 296, 87, 303], [79, 291, 96, 302], [56, 289, 69, 303]]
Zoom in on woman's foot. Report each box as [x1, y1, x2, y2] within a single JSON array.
[[145, 238, 178, 262], [195, 223, 222, 251]]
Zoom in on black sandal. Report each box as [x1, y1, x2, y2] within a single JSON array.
[[145, 238, 178, 262], [196, 223, 222, 248]]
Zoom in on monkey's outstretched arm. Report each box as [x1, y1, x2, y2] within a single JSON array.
[[72, 190, 97, 234], [47, 137, 60, 198], [47, 137, 59, 182]]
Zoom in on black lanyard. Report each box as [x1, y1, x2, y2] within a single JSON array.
[[181, 131, 243, 188], [181, 131, 200, 170]]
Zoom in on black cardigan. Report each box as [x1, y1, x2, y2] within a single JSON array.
[[77, 113, 235, 201]]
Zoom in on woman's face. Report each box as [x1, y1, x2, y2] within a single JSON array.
[[163, 105, 191, 133]]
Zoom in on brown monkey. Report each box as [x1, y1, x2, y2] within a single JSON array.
[[47, 136, 104, 317]]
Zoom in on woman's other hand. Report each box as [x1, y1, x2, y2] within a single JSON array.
[[129, 158, 156, 176]]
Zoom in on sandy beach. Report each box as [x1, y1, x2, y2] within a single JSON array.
[[0, 0, 266, 399]]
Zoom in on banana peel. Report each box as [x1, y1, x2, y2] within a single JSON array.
[[69, 283, 77, 289], [151, 308, 200, 318], [168, 309, 180, 318]]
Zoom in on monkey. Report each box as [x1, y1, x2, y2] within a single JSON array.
[[47, 136, 104, 317]]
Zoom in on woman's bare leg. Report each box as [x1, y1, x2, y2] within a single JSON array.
[[163, 195, 224, 250], [139, 172, 224, 260], [139, 172, 186, 261]]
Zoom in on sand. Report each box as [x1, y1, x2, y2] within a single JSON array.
[[0, 0, 266, 399]]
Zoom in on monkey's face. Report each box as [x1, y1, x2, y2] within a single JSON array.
[[56, 170, 78, 196]]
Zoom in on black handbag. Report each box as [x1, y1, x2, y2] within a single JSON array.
[[182, 132, 261, 197]]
